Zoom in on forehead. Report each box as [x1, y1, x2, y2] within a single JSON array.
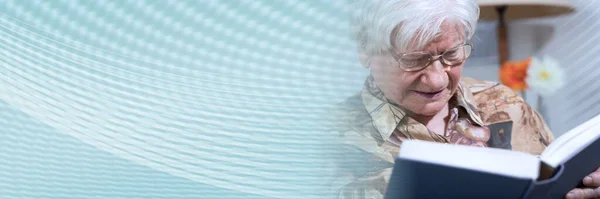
[[408, 24, 465, 52]]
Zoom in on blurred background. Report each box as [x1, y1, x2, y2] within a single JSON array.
[[0, 0, 597, 198]]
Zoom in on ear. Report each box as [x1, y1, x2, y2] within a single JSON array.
[[358, 52, 371, 68]]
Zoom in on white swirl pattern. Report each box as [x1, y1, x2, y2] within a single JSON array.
[[0, 0, 365, 198]]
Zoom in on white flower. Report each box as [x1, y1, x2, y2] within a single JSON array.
[[526, 56, 566, 97]]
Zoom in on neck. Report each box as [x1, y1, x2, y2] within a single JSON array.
[[412, 103, 449, 122], [410, 103, 451, 136]]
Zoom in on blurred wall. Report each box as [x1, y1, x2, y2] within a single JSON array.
[[463, 0, 600, 137], [521, 0, 600, 136]]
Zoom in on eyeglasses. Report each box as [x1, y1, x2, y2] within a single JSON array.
[[390, 44, 473, 72]]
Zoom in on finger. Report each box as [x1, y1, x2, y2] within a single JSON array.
[[587, 187, 600, 198], [573, 187, 600, 199], [583, 171, 600, 187], [566, 188, 583, 199], [594, 187, 600, 198], [566, 187, 600, 199], [565, 188, 597, 199]]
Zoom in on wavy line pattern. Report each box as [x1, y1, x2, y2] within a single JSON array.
[[0, 1, 366, 198]]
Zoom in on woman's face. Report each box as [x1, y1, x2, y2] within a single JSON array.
[[368, 23, 465, 117]]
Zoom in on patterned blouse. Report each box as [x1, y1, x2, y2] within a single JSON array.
[[330, 75, 554, 199]]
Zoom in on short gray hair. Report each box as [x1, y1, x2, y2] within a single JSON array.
[[350, 0, 479, 55]]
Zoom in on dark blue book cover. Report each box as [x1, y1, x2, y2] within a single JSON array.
[[385, 124, 600, 199], [385, 158, 533, 199]]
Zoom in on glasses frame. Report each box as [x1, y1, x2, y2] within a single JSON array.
[[390, 43, 474, 72]]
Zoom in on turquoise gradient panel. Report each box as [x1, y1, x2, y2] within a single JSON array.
[[0, 100, 266, 199], [0, 0, 365, 198]]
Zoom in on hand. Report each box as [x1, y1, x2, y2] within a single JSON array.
[[565, 167, 600, 199]]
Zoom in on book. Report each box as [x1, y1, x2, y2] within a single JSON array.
[[384, 113, 600, 199]]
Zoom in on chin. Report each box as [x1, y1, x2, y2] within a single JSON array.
[[413, 107, 442, 116], [409, 100, 447, 116]]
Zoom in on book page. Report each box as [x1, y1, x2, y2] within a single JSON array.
[[400, 140, 540, 180], [541, 112, 600, 158], [540, 113, 600, 168]]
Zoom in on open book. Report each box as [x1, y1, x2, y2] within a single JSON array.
[[385, 113, 600, 199]]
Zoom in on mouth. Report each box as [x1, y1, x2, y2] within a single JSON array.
[[413, 89, 445, 99]]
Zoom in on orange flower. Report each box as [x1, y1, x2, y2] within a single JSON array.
[[499, 57, 532, 91]]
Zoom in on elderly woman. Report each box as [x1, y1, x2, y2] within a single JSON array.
[[332, 0, 600, 198]]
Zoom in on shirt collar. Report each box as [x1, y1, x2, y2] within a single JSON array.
[[456, 80, 486, 126], [361, 76, 485, 141]]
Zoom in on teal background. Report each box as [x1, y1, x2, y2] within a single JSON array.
[[0, 0, 365, 198]]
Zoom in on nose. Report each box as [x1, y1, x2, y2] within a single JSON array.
[[420, 60, 449, 90]]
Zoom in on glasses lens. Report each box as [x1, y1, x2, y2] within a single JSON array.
[[399, 53, 430, 71], [464, 45, 472, 57], [442, 45, 471, 65]]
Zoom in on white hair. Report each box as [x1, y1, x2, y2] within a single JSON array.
[[350, 0, 480, 56]]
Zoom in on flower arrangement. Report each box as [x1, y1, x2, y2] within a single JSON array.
[[499, 57, 532, 92], [500, 56, 565, 97]]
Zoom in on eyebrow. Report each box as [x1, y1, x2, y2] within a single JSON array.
[[409, 43, 464, 55], [397, 40, 467, 55]]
